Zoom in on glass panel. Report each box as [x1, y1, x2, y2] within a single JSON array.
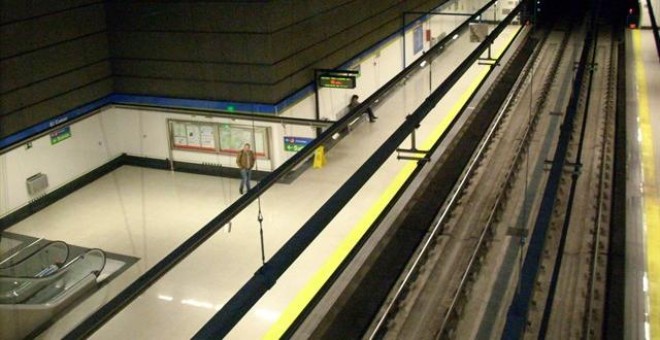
[[0, 241, 69, 277], [0, 248, 104, 304]]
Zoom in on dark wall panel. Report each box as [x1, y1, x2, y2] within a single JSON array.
[[0, 4, 106, 59], [0, 79, 112, 137], [113, 77, 278, 103], [0, 0, 101, 24], [109, 0, 446, 104], [108, 31, 271, 64], [0, 1, 111, 139], [1, 33, 109, 93], [1, 62, 111, 114], [112, 60, 275, 84], [106, 2, 270, 33]]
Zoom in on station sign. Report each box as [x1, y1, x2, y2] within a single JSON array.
[[284, 136, 314, 152], [50, 126, 71, 145]]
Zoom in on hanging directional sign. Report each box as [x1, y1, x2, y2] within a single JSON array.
[[317, 69, 359, 89], [318, 74, 356, 89], [284, 136, 313, 152]]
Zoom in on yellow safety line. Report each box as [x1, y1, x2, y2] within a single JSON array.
[[264, 25, 522, 339], [633, 29, 660, 339]]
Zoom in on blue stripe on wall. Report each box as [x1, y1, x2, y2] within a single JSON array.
[[0, 96, 113, 150]]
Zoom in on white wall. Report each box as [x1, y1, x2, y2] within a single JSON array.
[[0, 111, 116, 216], [99, 107, 319, 171]]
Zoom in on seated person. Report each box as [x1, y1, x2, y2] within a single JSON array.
[[348, 94, 378, 123]]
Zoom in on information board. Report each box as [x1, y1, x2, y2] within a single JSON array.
[[170, 121, 216, 151], [218, 124, 269, 157], [169, 120, 270, 158]]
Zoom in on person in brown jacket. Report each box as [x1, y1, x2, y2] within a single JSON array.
[[236, 143, 256, 194]]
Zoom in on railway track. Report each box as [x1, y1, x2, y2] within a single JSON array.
[[527, 28, 616, 340], [363, 25, 574, 339], [364, 16, 618, 340]]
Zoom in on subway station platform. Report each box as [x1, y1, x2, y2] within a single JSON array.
[[626, 28, 660, 340], [2, 21, 522, 340]]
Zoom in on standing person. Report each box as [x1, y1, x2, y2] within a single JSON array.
[[349, 94, 378, 123], [236, 143, 256, 194]]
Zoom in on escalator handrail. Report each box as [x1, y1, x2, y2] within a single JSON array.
[[0, 240, 70, 276], [0, 238, 45, 268]]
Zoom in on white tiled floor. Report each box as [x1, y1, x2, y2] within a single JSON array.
[[4, 25, 521, 339]]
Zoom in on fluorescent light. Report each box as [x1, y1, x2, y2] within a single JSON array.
[[643, 272, 648, 292], [453, 34, 459, 40], [157, 294, 174, 302], [181, 298, 215, 310], [420, 60, 427, 68], [254, 308, 281, 322]]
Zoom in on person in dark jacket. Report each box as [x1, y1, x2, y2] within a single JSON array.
[[349, 94, 378, 123], [236, 143, 256, 194]]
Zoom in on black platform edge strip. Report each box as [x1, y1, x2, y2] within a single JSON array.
[[62, 2, 508, 338], [0, 154, 125, 232], [283, 24, 530, 340], [604, 23, 626, 340]]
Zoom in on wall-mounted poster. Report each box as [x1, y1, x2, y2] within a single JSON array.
[[199, 125, 215, 150], [185, 124, 201, 147], [172, 121, 188, 147]]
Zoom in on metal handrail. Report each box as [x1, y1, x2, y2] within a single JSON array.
[[582, 31, 616, 340]]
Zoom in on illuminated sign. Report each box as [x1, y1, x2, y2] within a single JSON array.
[[318, 75, 356, 89], [284, 136, 313, 152], [50, 126, 71, 145]]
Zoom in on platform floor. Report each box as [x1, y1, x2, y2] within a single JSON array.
[[626, 28, 660, 340], [3, 26, 520, 339]]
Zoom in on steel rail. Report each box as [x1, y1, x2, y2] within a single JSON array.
[[538, 5, 603, 336], [503, 7, 598, 338], [582, 32, 615, 340], [434, 23, 553, 338]]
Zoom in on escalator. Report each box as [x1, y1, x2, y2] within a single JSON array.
[[0, 240, 106, 339]]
